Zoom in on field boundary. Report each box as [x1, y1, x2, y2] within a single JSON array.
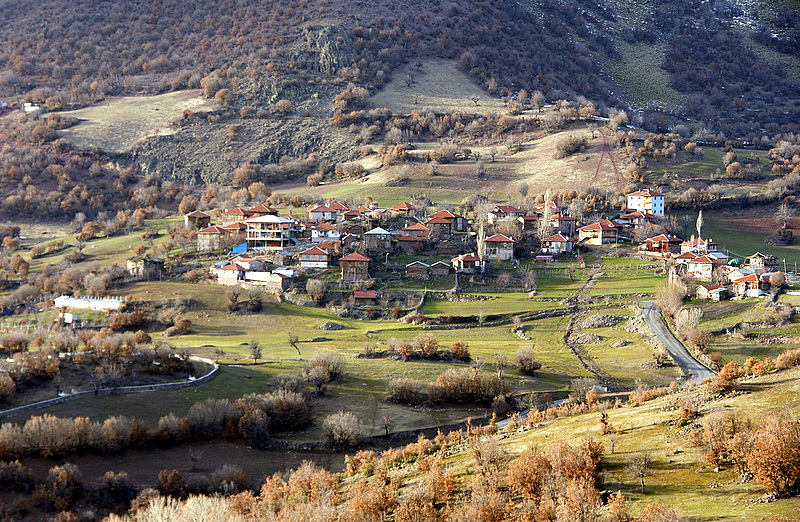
[[0, 357, 219, 420]]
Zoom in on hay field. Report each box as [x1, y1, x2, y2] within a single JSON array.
[[369, 58, 505, 114], [55, 90, 217, 154]]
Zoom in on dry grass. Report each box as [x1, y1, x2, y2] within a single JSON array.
[[369, 59, 505, 114], [55, 90, 217, 153]]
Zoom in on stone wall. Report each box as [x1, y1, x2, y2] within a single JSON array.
[[0, 357, 219, 420]]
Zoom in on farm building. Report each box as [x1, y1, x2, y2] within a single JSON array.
[[429, 261, 451, 277], [54, 296, 127, 312], [405, 261, 430, 279], [353, 290, 378, 306]]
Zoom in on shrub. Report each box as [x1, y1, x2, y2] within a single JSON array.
[[450, 341, 471, 360], [515, 347, 542, 375], [323, 411, 365, 447], [0, 374, 17, 401], [386, 378, 427, 406], [238, 410, 271, 448], [210, 464, 249, 494], [186, 399, 240, 440], [554, 135, 587, 159], [261, 389, 310, 430], [302, 350, 344, 383], [430, 368, 512, 405], [414, 333, 439, 358]]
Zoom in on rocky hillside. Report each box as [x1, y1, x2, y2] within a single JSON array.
[[0, 0, 798, 183]]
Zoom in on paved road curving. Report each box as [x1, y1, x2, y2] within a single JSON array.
[[641, 301, 716, 385]]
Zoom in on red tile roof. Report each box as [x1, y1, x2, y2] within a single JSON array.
[[429, 209, 463, 219], [223, 208, 252, 216], [486, 233, 514, 242], [390, 202, 416, 211], [185, 210, 210, 218], [198, 225, 230, 234], [578, 222, 617, 232], [340, 253, 371, 262], [301, 246, 330, 256], [248, 204, 278, 214], [543, 233, 571, 242], [403, 223, 428, 231], [627, 189, 664, 197], [354, 290, 377, 299]]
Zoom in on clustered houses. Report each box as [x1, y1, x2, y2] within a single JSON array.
[[189, 188, 777, 301]]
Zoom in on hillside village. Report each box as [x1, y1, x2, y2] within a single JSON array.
[[170, 187, 786, 310]]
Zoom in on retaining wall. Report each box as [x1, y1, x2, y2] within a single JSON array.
[[0, 357, 219, 421]]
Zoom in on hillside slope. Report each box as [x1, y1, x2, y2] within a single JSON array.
[[1, 0, 799, 184]]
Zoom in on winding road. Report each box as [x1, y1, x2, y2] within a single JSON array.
[[641, 301, 716, 385]]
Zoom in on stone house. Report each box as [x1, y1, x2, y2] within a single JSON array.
[[485, 233, 515, 261], [126, 254, 165, 280], [340, 252, 371, 281], [197, 225, 231, 253], [184, 210, 211, 229]]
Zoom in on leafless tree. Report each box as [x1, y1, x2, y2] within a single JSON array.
[[627, 451, 653, 494]]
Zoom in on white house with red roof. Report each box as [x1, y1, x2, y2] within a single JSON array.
[[485, 233, 515, 261], [212, 262, 246, 285], [298, 246, 332, 268], [626, 189, 665, 216], [308, 204, 337, 222], [310, 223, 341, 241], [617, 210, 658, 229], [488, 205, 526, 225], [578, 221, 618, 245], [452, 253, 485, 274], [681, 237, 719, 254], [541, 233, 574, 254], [686, 254, 723, 281]]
